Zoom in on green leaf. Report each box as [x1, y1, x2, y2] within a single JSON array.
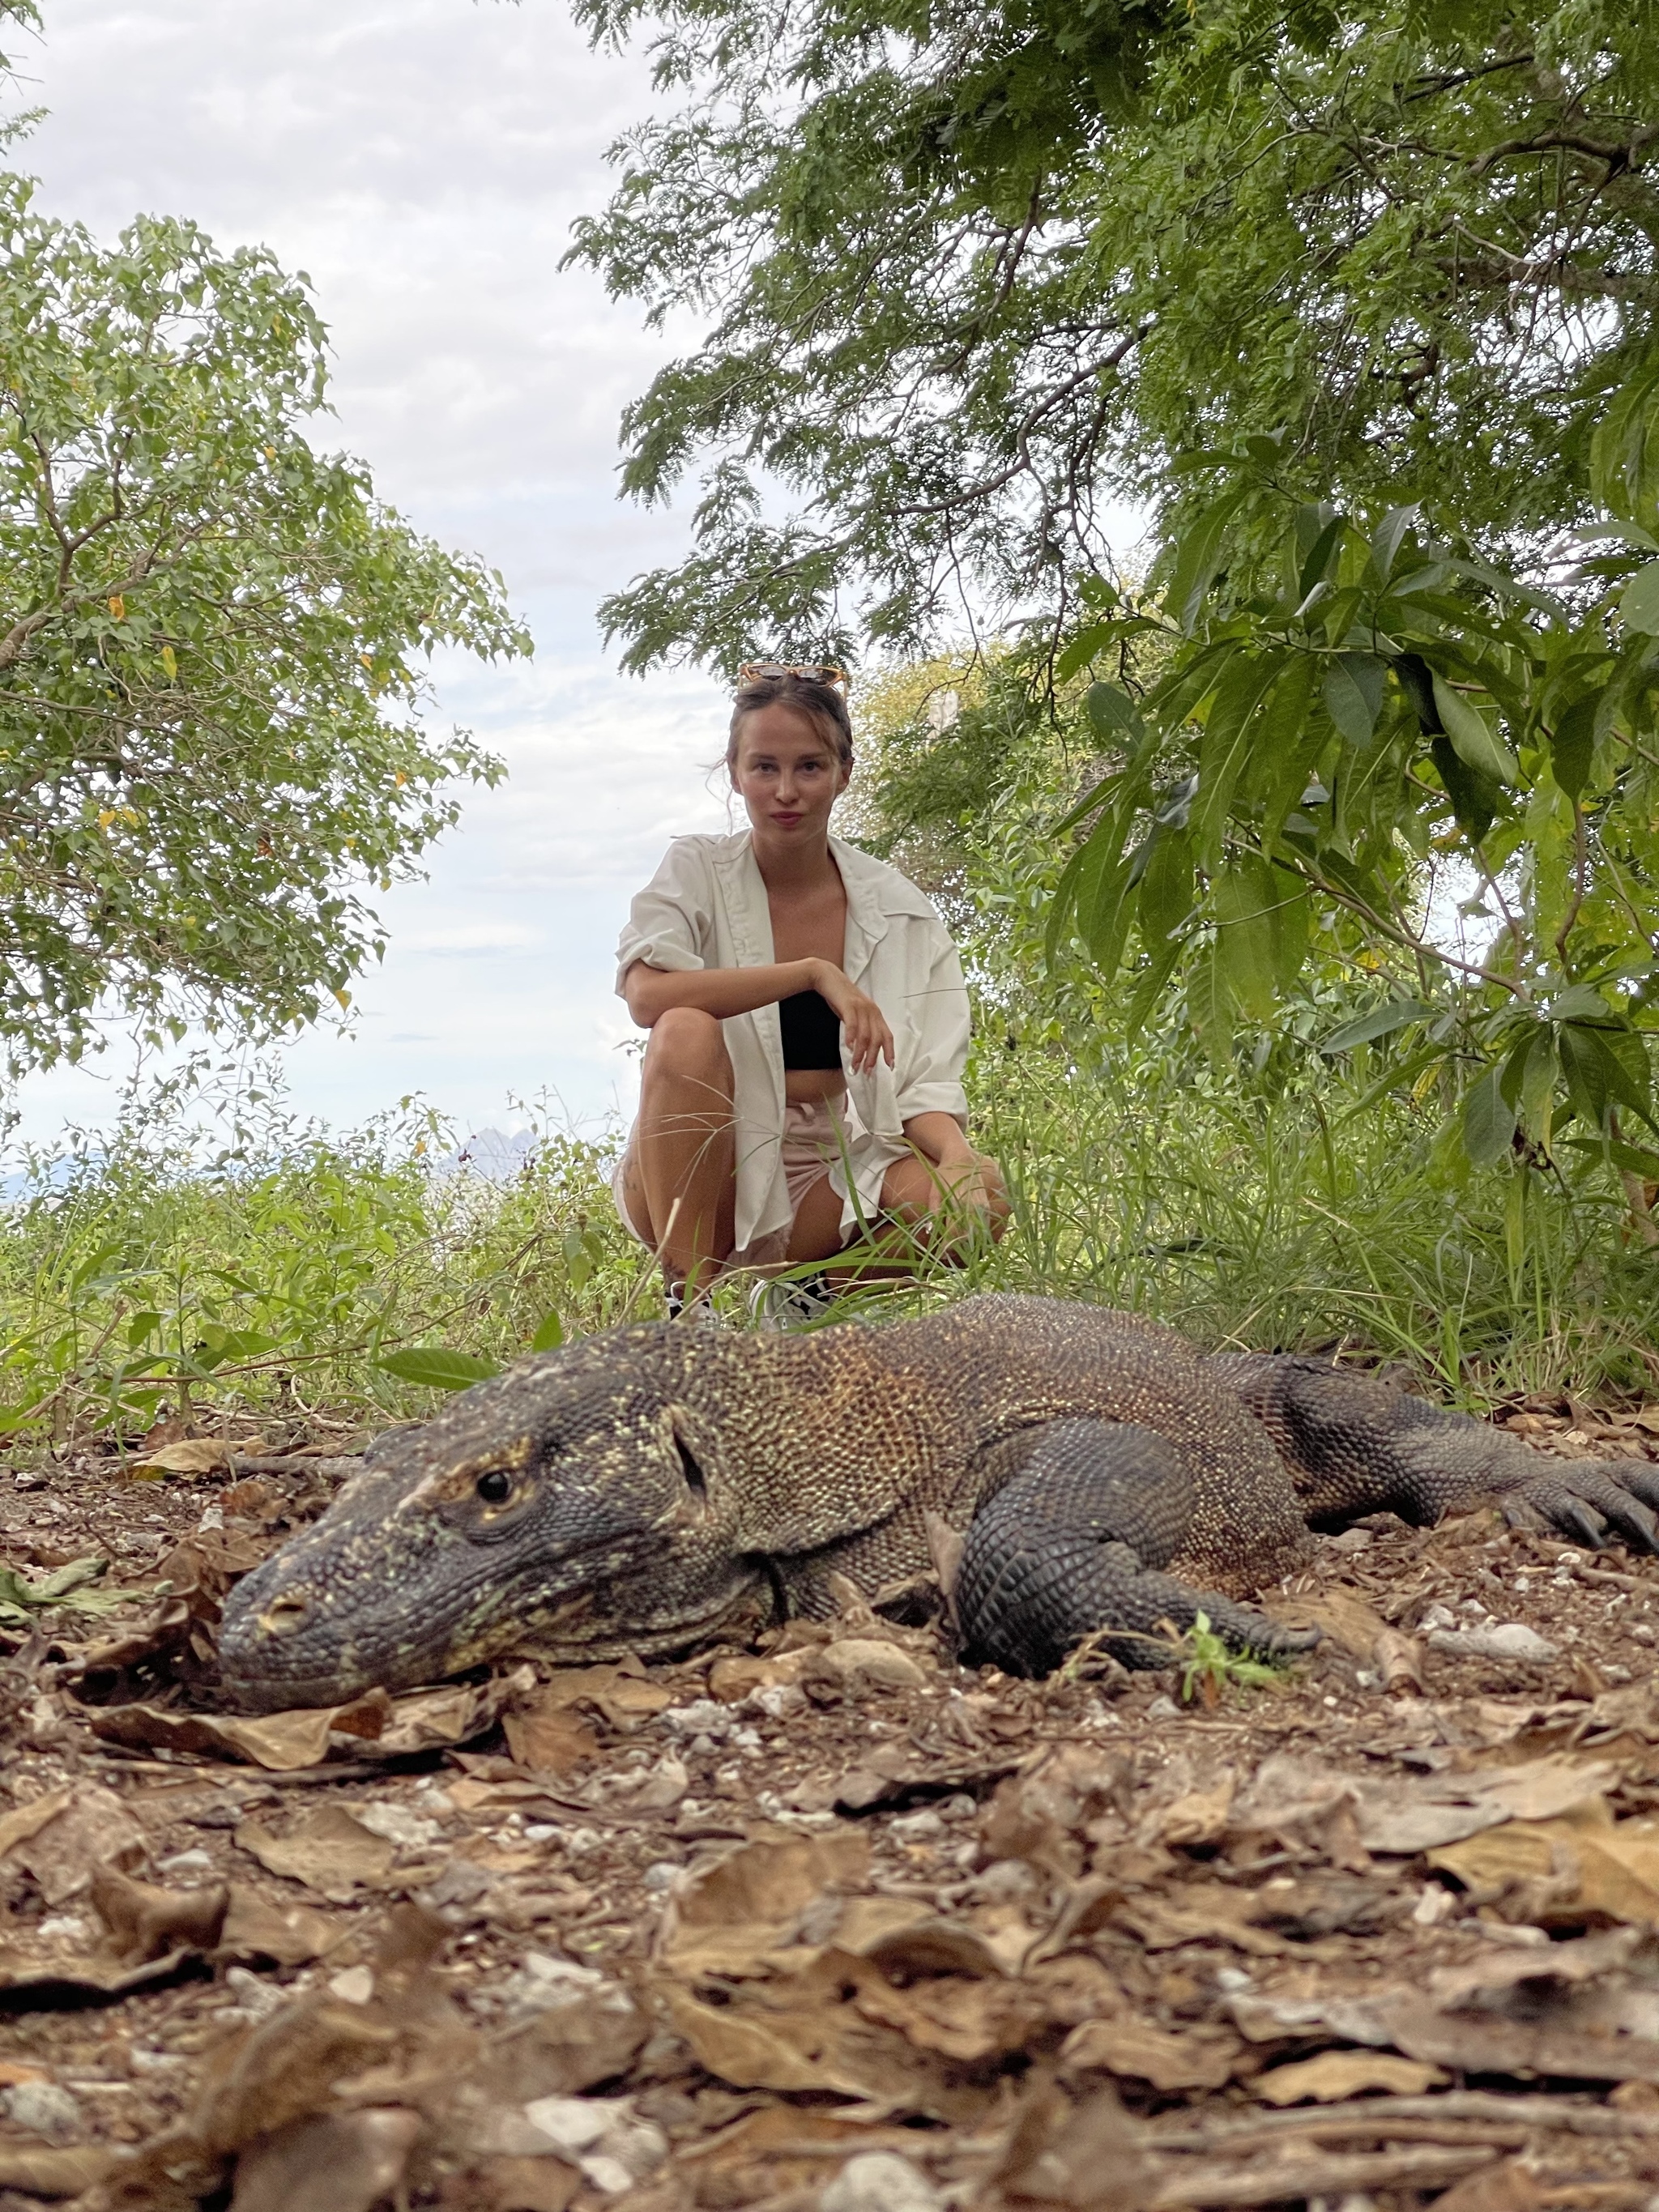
[[1621, 561, 1659, 635], [1369, 505, 1418, 585], [1191, 649, 1283, 866], [1323, 653, 1387, 746], [529, 1311, 565, 1353], [1212, 859, 1279, 1022], [1549, 693, 1597, 799], [1463, 1064, 1518, 1170], [1556, 1022, 1648, 1129], [1430, 735, 1501, 846], [1318, 999, 1437, 1055], [1055, 623, 1115, 683], [1137, 824, 1194, 953], [1166, 486, 1247, 633], [379, 1345, 502, 1392], [1563, 1136, 1659, 1181], [1431, 675, 1519, 786], [1085, 680, 1140, 739]]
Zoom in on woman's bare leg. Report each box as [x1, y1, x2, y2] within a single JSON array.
[[625, 1008, 737, 1300], [784, 1152, 1011, 1276]]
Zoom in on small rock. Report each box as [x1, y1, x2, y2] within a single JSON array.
[[821, 2150, 943, 2212], [353, 1801, 440, 1851], [748, 1681, 806, 1718], [1, 2081, 83, 2142], [424, 1858, 493, 1909], [642, 1860, 680, 1894], [1144, 1694, 1180, 1721], [1420, 1602, 1458, 1632], [35, 1916, 93, 1944], [889, 1809, 943, 1841], [327, 1965, 375, 2004], [127, 2048, 184, 2076], [154, 1848, 216, 1878], [1413, 1884, 1457, 1927], [196, 1504, 224, 1533], [659, 1698, 735, 1741], [805, 1639, 928, 1697], [12, 1469, 47, 1492], [1425, 1622, 1559, 1664], [223, 1966, 285, 2022]]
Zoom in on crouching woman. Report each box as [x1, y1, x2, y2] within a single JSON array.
[[612, 664, 1009, 1317]]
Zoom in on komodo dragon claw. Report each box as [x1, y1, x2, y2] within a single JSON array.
[[219, 1296, 1657, 1710]]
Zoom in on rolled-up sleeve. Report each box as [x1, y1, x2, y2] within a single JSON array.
[[615, 842, 710, 994], [894, 926, 971, 1125]]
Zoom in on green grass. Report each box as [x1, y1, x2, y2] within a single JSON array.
[[2, 1012, 1657, 1454]]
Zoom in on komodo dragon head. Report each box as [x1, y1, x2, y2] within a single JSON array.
[[219, 1324, 773, 1711]]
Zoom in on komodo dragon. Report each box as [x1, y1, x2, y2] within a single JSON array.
[[219, 1294, 1659, 1711]]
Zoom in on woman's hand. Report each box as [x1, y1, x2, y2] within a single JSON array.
[[809, 960, 894, 1076]]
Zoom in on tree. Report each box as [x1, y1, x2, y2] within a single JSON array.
[[569, 0, 1657, 667], [0, 126, 528, 1074]]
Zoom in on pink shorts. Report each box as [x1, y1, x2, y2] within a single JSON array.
[[611, 1097, 862, 1269]]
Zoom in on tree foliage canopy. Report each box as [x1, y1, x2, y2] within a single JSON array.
[[0, 10, 529, 1076], [571, 0, 1657, 666]]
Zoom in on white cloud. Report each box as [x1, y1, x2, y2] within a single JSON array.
[[8, 0, 738, 1148]]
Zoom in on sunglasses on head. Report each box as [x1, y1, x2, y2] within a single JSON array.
[[737, 661, 849, 693]]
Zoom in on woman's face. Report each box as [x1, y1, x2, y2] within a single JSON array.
[[731, 703, 850, 845]]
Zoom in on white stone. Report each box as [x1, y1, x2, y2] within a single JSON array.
[[821, 2151, 943, 2212], [642, 1860, 680, 1894], [1425, 1622, 1559, 1663], [659, 1698, 733, 1739], [353, 1801, 440, 1850], [2, 2082, 83, 2141], [327, 1966, 375, 2004], [223, 1966, 285, 2021], [522, 2095, 615, 2154]]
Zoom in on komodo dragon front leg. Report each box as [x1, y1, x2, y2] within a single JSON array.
[[1212, 1353, 1659, 1554], [956, 1419, 1322, 1678]]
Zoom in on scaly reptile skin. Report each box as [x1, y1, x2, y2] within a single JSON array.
[[218, 1295, 1659, 1708]]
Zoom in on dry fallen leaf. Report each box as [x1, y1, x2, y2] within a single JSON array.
[[502, 1705, 600, 1775], [91, 1865, 228, 1963], [1253, 2051, 1447, 2105], [7, 1784, 147, 1903], [235, 1805, 396, 1903], [1429, 1802, 1659, 1925], [134, 1438, 237, 1477], [1061, 2014, 1242, 2093]]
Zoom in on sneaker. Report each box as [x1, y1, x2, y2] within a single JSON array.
[[666, 1287, 723, 1326], [750, 1272, 837, 1331]]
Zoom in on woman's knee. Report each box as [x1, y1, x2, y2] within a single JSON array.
[[644, 1006, 731, 1084]]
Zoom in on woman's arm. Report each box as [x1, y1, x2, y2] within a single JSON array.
[[623, 959, 895, 1074], [901, 1109, 975, 1166]]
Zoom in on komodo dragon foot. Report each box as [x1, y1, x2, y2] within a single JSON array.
[[1213, 1352, 1659, 1555], [956, 1418, 1320, 1679]]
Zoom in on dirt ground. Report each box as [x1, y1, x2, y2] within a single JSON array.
[[8, 1389, 1659, 2210]]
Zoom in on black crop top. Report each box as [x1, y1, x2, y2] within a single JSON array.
[[778, 988, 842, 1069]]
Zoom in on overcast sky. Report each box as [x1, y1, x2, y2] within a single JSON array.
[[9, 0, 742, 1151]]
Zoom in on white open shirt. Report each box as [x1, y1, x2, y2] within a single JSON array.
[[615, 831, 972, 1257]]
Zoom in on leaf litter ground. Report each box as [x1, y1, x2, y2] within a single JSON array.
[[7, 1396, 1659, 2206]]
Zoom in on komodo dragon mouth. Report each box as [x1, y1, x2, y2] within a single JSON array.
[[219, 1294, 1659, 1711]]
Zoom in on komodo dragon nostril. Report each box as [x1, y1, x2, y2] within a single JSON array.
[[258, 1592, 311, 1638]]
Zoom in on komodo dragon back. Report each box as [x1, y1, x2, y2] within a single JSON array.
[[219, 1293, 1659, 1708]]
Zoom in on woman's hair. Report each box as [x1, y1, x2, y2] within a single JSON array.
[[727, 670, 854, 775]]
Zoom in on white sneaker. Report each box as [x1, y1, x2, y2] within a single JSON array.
[[750, 1272, 837, 1330]]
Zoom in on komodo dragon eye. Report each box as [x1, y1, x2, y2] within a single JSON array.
[[476, 1469, 513, 1506]]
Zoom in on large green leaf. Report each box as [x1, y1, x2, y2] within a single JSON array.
[[380, 1345, 503, 1392], [1621, 561, 1659, 636], [1212, 859, 1279, 1022], [1166, 487, 1247, 634], [1462, 1064, 1518, 1170], [1318, 999, 1437, 1055], [1431, 675, 1519, 786], [1323, 653, 1387, 745], [1191, 649, 1284, 866]]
